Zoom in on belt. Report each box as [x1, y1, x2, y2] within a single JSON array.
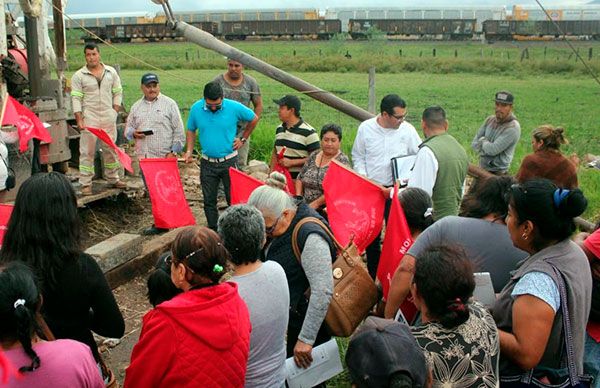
[[201, 151, 238, 163]]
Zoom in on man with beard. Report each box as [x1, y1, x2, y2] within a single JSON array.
[[212, 58, 263, 168], [472, 91, 521, 175]]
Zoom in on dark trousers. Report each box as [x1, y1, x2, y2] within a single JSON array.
[[286, 305, 330, 358], [200, 157, 237, 230], [365, 198, 392, 280]]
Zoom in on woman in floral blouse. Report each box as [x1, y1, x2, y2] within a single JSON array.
[[295, 124, 350, 211], [410, 246, 500, 388]]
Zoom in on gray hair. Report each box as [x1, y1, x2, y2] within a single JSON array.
[[247, 185, 296, 219], [217, 205, 265, 265]]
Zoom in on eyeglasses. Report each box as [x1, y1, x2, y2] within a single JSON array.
[[265, 215, 282, 235], [205, 102, 222, 111], [388, 112, 406, 121]]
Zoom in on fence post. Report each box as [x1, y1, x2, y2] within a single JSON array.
[[544, 46, 547, 59], [589, 47, 593, 60], [368, 67, 376, 114], [185, 51, 189, 61], [399, 49, 402, 56], [454, 49, 458, 57], [480, 48, 483, 57], [419, 50, 423, 57], [433, 48, 436, 57]]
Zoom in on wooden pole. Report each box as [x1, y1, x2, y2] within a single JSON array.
[[175, 21, 373, 122], [368, 67, 376, 114]]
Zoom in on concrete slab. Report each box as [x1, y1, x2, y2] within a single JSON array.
[[85, 233, 144, 273]]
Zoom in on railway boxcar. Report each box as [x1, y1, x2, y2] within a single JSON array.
[[349, 18, 476, 39], [221, 19, 341, 39], [483, 20, 600, 41], [82, 22, 218, 43]]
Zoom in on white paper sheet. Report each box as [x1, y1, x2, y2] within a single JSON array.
[[285, 339, 344, 388]]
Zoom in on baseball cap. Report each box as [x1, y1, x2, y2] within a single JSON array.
[[346, 317, 428, 388], [495, 91, 514, 104], [141, 73, 159, 85], [273, 95, 301, 114]]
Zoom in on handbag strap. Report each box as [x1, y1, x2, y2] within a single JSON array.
[[291, 216, 342, 263], [522, 264, 581, 385], [36, 314, 56, 341]]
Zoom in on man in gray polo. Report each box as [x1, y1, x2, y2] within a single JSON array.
[[472, 91, 521, 175], [212, 58, 263, 168]]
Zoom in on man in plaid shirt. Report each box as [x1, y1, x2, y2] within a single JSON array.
[[126, 73, 185, 234]]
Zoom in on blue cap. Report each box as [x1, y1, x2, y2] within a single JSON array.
[[141, 73, 159, 85]]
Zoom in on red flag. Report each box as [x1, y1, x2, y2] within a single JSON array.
[[323, 160, 385, 252], [139, 158, 195, 229], [2, 95, 52, 152], [0, 204, 13, 249], [0, 348, 21, 383], [229, 167, 264, 205], [85, 127, 133, 173], [273, 147, 295, 195], [377, 185, 414, 301]]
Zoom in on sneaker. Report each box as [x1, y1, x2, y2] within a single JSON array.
[[143, 225, 168, 236], [112, 181, 128, 189], [81, 186, 93, 196]]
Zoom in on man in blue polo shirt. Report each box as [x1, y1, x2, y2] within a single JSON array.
[[184, 81, 259, 230]]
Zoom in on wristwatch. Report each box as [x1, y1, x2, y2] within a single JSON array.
[[240, 137, 247, 143]]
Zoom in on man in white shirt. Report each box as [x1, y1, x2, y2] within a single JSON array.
[[352, 94, 422, 279]]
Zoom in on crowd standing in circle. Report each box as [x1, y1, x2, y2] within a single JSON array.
[[0, 58, 596, 388]]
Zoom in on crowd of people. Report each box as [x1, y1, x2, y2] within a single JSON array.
[[0, 41, 598, 388]]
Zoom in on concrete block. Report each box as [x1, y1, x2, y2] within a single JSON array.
[[86, 233, 144, 273]]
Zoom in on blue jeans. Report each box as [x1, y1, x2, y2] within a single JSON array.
[[200, 157, 237, 230], [585, 332, 600, 388]]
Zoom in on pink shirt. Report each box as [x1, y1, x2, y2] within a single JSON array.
[[4, 339, 103, 388]]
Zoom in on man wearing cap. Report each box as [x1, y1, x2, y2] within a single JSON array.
[[71, 42, 127, 196], [125, 73, 185, 235], [472, 91, 521, 175], [346, 316, 430, 388], [184, 81, 259, 231], [271, 95, 320, 180], [212, 58, 263, 168], [352, 94, 422, 280]]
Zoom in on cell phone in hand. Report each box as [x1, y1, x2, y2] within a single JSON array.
[[140, 129, 154, 135]]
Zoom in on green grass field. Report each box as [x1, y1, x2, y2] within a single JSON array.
[[66, 40, 600, 219], [64, 38, 600, 387]]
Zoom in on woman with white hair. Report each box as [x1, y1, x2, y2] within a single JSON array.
[[248, 173, 334, 370]]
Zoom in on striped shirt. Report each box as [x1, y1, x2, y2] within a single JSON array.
[[274, 119, 320, 177], [125, 94, 185, 158]]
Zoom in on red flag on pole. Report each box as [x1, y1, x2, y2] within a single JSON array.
[[377, 184, 414, 300], [85, 127, 133, 173], [229, 167, 264, 205], [1, 95, 52, 152], [0, 204, 13, 248], [273, 147, 295, 195], [139, 158, 195, 229], [323, 160, 385, 252]]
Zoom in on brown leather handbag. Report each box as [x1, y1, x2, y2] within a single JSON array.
[[292, 217, 378, 337], [37, 314, 118, 388]]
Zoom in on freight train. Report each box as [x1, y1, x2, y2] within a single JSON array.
[[348, 19, 476, 40], [483, 20, 600, 41]]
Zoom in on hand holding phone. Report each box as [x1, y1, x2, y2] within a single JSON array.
[[140, 129, 154, 136]]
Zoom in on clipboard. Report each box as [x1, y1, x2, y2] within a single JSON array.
[[391, 154, 417, 186]]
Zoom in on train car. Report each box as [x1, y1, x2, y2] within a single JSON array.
[[349, 19, 476, 40], [511, 5, 600, 21], [82, 22, 218, 43], [221, 19, 341, 40], [483, 20, 600, 41]]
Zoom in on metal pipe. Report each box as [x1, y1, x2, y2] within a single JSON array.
[[52, 0, 67, 75], [24, 15, 42, 98], [174, 21, 374, 122]]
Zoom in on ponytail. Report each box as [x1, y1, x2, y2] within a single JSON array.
[[0, 262, 42, 373]]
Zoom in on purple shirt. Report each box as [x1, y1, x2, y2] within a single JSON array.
[[4, 339, 103, 388]]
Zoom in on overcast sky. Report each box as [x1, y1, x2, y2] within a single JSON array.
[[65, 0, 592, 14]]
